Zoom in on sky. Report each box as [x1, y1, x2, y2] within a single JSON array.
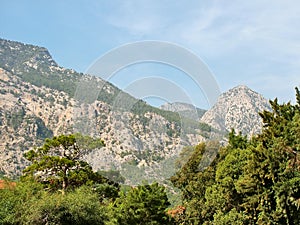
[[1, 0, 300, 109]]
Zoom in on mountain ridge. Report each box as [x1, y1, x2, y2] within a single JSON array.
[[0, 38, 211, 183]]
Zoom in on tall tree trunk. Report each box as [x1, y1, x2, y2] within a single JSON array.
[[62, 168, 68, 195]]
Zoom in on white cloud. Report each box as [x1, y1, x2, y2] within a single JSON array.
[[103, 0, 168, 36], [97, 0, 300, 102], [103, 1, 300, 59]]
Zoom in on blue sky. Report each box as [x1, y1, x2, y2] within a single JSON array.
[[1, 0, 300, 109]]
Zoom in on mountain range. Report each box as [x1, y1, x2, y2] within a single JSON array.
[[0, 38, 271, 183]]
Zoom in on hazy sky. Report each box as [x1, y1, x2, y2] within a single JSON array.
[[1, 0, 300, 109]]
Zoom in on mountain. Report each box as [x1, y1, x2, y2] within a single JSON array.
[[201, 85, 271, 136], [0, 38, 212, 183], [160, 102, 206, 120], [0, 38, 273, 184]]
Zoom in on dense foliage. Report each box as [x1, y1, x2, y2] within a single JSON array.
[[171, 87, 300, 224], [107, 182, 173, 225]]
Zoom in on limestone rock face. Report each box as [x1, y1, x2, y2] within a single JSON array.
[[0, 38, 208, 182], [201, 85, 271, 136]]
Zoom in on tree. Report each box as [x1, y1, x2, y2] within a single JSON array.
[[235, 87, 300, 224], [228, 128, 248, 149], [22, 134, 107, 192], [108, 182, 173, 225], [15, 185, 107, 225], [170, 141, 220, 224]]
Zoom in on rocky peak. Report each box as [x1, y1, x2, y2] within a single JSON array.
[[201, 85, 271, 136], [0, 38, 58, 74]]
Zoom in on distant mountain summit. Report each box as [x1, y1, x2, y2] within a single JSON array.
[[160, 102, 206, 120], [201, 85, 271, 136]]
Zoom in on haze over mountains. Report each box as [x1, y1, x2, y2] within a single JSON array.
[[0, 38, 271, 183]]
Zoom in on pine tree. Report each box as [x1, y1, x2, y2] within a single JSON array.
[[22, 134, 108, 192]]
